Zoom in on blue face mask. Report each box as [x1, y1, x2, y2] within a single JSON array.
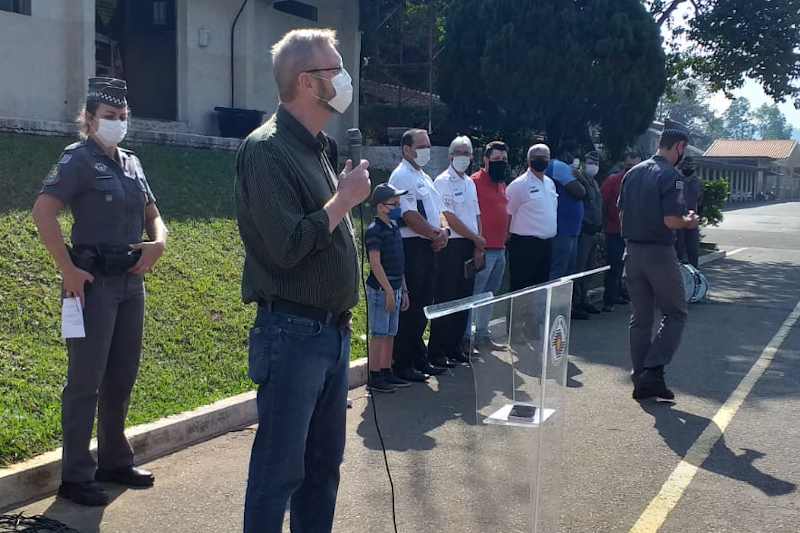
[[387, 207, 402, 220]]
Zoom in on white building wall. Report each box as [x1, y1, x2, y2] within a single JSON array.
[[0, 0, 94, 124], [0, 0, 360, 145]]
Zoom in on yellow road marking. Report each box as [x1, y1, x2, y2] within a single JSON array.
[[629, 297, 800, 533]]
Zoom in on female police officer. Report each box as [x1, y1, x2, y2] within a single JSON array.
[[31, 77, 167, 506]]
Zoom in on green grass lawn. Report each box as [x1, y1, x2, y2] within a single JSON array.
[[0, 132, 375, 466]]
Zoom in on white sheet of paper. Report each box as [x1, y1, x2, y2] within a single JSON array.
[[61, 297, 86, 339]]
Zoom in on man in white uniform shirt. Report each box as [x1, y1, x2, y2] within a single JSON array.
[[506, 144, 558, 291], [428, 136, 484, 367], [388, 129, 450, 382]]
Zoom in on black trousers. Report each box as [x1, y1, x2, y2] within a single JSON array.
[[392, 238, 437, 371], [508, 234, 552, 291], [428, 238, 475, 360], [674, 227, 700, 268], [603, 232, 626, 305], [574, 229, 599, 305]]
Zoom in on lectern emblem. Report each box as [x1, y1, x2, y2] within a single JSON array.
[[549, 315, 568, 366]]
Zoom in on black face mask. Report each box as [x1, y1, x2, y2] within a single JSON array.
[[675, 150, 685, 166], [488, 160, 508, 183], [682, 169, 694, 178], [530, 158, 549, 172]]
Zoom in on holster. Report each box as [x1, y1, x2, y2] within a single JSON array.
[[69, 245, 142, 276]]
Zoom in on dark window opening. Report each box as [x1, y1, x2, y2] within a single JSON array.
[[95, 0, 177, 121], [0, 0, 32, 15], [274, 1, 317, 22]]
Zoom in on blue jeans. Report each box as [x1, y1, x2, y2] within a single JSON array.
[[464, 248, 506, 339], [549, 233, 578, 280], [243, 306, 350, 533], [366, 284, 402, 336]]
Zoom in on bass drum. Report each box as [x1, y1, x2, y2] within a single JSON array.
[[680, 263, 709, 303]]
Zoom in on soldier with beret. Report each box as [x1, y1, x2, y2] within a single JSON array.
[[618, 119, 699, 401], [31, 77, 167, 506]]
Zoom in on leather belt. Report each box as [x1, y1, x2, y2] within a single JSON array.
[[258, 299, 351, 328]]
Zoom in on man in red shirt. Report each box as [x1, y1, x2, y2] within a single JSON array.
[[600, 151, 640, 312], [463, 141, 510, 351]]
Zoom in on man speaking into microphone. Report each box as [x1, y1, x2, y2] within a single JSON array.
[[234, 28, 369, 533]]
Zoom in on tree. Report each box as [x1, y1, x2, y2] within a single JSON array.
[[722, 98, 755, 140], [649, 0, 800, 107], [359, 0, 448, 93], [752, 103, 793, 140], [437, 0, 666, 157]]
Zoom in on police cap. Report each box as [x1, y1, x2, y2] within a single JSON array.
[[87, 77, 127, 109]]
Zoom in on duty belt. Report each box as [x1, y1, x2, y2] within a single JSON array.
[[258, 298, 352, 328], [68, 244, 142, 276]]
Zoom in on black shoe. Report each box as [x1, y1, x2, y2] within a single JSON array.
[[602, 304, 615, 313], [394, 368, 429, 382], [581, 303, 601, 314], [368, 373, 396, 393], [634, 367, 675, 401], [447, 351, 470, 364], [58, 481, 110, 506], [429, 356, 457, 368], [382, 369, 411, 388], [571, 307, 590, 320], [415, 361, 447, 375], [615, 296, 630, 305], [474, 337, 505, 351], [95, 466, 155, 488]]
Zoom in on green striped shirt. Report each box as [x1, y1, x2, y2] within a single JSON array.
[[234, 106, 359, 312]]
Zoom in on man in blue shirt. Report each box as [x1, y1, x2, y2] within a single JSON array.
[[547, 143, 588, 320]]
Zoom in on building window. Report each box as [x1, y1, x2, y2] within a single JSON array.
[[0, 0, 31, 15], [153, 1, 167, 25]]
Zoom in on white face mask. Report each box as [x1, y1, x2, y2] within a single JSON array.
[[584, 164, 599, 177], [413, 147, 431, 167], [94, 118, 127, 147], [452, 155, 471, 173], [312, 68, 353, 114]]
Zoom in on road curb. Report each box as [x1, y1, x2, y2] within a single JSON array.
[[1, 357, 371, 511]]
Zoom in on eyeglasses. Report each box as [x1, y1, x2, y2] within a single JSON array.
[[305, 65, 343, 76]]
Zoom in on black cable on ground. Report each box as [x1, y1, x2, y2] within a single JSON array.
[[0, 513, 79, 533], [356, 202, 399, 533]]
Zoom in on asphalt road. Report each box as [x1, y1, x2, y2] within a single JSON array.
[[8, 201, 800, 533]]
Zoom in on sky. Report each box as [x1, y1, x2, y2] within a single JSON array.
[[707, 81, 800, 136], [664, 2, 800, 139]]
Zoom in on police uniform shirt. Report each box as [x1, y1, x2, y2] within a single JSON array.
[[506, 170, 558, 238], [41, 137, 156, 246], [618, 155, 687, 245], [388, 158, 445, 239], [433, 166, 480, 238]]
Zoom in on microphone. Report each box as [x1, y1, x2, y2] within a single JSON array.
[[346, 128, 362, 168]]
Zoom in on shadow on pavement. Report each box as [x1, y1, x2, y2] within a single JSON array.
[[639, 401, 796, 497]]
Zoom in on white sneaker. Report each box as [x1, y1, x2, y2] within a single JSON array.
[[346, 397, 353, 408]]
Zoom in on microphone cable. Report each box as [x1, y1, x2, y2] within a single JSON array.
[[356, 200, 400, 533]]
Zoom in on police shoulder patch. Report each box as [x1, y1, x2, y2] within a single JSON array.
[[43, 165, 60, 185]]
